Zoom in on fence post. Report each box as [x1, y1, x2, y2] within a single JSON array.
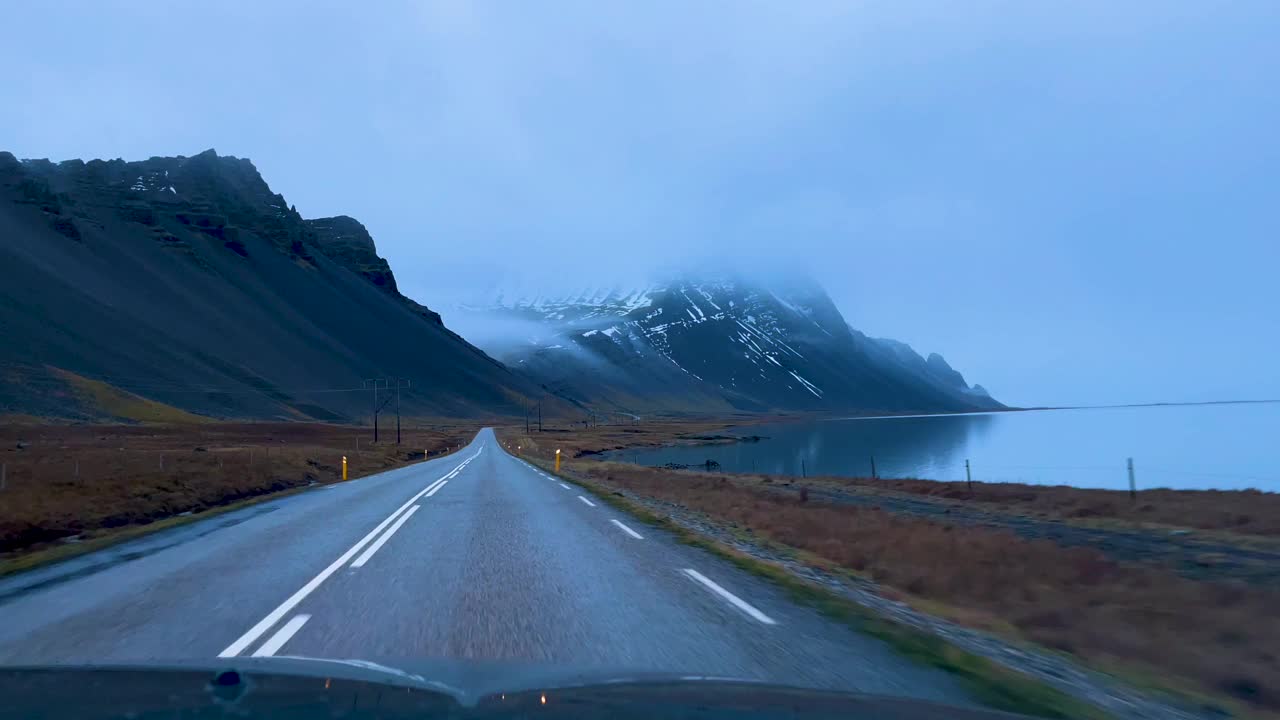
[[965, 459, 972, 491], [870, 455, 877, 479], [1127, 457, 1136, 500]]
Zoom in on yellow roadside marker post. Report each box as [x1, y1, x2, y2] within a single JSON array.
[[555, 448, 561, 473], [342, 455, 348, 481]]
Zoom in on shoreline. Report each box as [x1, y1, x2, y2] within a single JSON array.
[[611, 407, 1277, 494]]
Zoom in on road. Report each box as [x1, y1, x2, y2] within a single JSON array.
[[0, 428, 969, 704]]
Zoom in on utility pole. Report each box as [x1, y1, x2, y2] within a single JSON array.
[[1127, 457, 1136, 501], [965, 459, 972, 491], [394, 378, 411, 445], [524, 403, 530, 434], [364, 378, 389, 443]]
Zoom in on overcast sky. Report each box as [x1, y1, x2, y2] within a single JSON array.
[[3, 1, 1277, 407]]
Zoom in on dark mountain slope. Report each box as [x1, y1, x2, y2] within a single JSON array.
[[0, 149, 551, 421], [451, 277, 1002, 415]]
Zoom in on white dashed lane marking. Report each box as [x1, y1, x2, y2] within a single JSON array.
[[681, 568, 777, 625], [610, 519, 644, 540]]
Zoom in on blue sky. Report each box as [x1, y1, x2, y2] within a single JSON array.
[[3, 1, 1277, 407]]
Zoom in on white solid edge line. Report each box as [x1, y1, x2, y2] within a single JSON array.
[[350, 505, 420, 568], [217, 459, 464, 657], [610, 519, 644, 539], [577, 495, 596, 507], [559, 483, 571, 490], [425, 479, 448, 497], [251, 614, 311, 657], [681, 568, 777, 625]]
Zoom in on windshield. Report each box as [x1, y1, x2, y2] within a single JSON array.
[[1, 3, 1276, 720]]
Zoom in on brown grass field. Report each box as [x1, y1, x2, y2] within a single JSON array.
[[503, 417, 760, 456], [803, 475, 1280, 539], [502, 425, 1279, 715], [0, 420, 478, 557]]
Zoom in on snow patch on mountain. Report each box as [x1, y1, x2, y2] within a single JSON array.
[[448, 275, 1000, 413]]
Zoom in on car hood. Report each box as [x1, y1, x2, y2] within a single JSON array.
[[0, 656, 1028, 719]]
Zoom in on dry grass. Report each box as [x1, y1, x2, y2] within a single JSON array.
[[498, 416, 774, 457], [509, 425, 1277, 714], [0, 421, 477, 556], [806, 475, 1280, 539]]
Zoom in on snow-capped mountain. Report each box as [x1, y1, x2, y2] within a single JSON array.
[[447, 275, 1001, 414]]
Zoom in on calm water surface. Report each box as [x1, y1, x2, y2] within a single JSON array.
[[619, 403, 1280, 491]]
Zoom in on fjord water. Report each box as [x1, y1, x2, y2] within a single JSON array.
[[624, 403, 1280, 491]]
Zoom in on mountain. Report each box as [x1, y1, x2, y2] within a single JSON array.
[[0, 149, 555, 421], [845, 332, 997, 408], [449, 276, 1002, 415]]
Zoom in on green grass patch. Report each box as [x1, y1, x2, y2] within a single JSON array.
[[54, 368, 210, 424]]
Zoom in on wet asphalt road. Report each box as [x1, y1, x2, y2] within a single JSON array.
[[0, 429, 969, 704]]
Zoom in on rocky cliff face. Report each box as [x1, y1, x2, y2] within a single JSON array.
[[305, 215, 444, 326], [6, 148, 316, 259], [306, 216, 398, 293], [0, 149, 542, 421]]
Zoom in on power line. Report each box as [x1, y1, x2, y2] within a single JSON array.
[[0, 363, 376, 396]]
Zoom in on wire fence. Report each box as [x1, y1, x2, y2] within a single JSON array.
[[0, 440, 467, 495], [912, 461, 1277, 491], [623, 451, 1277, 492]]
